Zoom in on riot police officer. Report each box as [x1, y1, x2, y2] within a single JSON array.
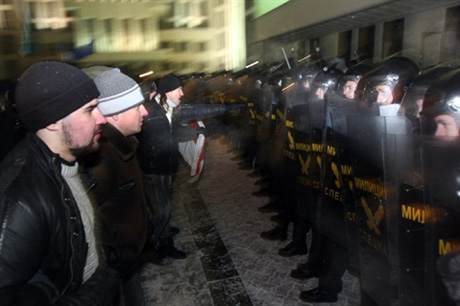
[[420, 68, 460, 305], [398, 64, 454, 134], [360, 56, 419, 115], [420, 68, 460, 137]]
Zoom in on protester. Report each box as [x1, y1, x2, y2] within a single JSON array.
[[137, 74, 241, 263], [80, 68, 149, 305], [0, 61, 120, 305]]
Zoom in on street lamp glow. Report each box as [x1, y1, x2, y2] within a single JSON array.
[[139, 71, 154, 78]]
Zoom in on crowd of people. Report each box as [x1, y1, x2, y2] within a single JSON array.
[[223, 55, 460, 305], [0, 54, 459, 305], [0, 62, 238, 305]]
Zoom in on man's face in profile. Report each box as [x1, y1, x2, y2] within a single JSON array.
[[374, 84, 393, 104], [166, 87, 184, 106], [61, 99, 107, 158], [343, 80, 357, 100], [434, 114, 460, 137]]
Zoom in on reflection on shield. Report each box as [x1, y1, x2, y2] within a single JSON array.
[[328, 93, 372, 270], [253, 84, 276, 169], [385, 133, 425, 306], [347, 114, 412, 306], [422, 138, 460, 306]]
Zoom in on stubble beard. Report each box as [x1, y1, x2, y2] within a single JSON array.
[[62, 122, 100, 158]]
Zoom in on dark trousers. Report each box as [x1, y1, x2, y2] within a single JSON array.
[[143, 173, 172, 246], [122, 273, 146, 306], [317, 235, 349, 293]]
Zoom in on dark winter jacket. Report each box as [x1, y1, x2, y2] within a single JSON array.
[[80, 123, 148, 280], [0, 133, 120, 305], [136, 100, 227, 175]]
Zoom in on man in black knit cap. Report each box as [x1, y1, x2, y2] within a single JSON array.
[[0, 61, 121, 305], [137, 74, 241, 263]]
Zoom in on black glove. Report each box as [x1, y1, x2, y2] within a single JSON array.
[[196, 127, 208, 137], [0, 284, 51, 306], [225, 104, 246, 113]]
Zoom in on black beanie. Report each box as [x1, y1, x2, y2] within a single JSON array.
[[158, 74, 181, 95], [15, 61, 100, 132]]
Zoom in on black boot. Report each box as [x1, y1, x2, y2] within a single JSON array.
[[278, 241, 308, 257], [252, 188, 272, 197], [159, 237, 186, 259], [290, 260, 324, 280], [299, 287, 338, 303], [258, 200, 283, 213], [270, 212, 289, 223], [260, 226, 287, 241], [170, 226, 180, 236], [142, 243, 165, 265]]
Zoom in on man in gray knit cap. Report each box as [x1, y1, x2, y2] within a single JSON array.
[[0, 61, 121, 305], [80, 68, 149, 306]]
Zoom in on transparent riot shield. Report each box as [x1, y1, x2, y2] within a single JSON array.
[[269, 77, 291, 180], [327, 94, 367, 271], [292, 97, 326, 230], [276, 81, 305, 195], [384, 133, 426, 306], [421, 137, 460, 306], [291, 102, 319, 225], [328, 95, 381, 271], [254, 83, 279, 171], [347, 114, 412, 306], [318, 93, 350, 248]]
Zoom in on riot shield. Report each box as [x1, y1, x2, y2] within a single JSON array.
[[269, 75, 294, 181], [347, 114, 412, 306], [291, 97, 326, 227], [384, 133, 426, 306], [291, 101, 320, 225], [421, 137, 460, 306], [235, 75, 257, 161], [276, 80, 305, 193], [254, 82, 279, 171], [318, 93, 350, 248], [326, 94, 367, 270]]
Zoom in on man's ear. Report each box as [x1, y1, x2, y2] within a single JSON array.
[[45, 122, 59, 131]]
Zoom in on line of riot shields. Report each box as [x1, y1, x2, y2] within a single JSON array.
[[181, 60, 460, 305]]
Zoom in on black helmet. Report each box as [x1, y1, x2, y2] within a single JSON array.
[[299, 62, 321, 89], [420, 68, 460, 120], [338, 64, 373, 100], [361, 56, 419, 104], [399, 65, 454, 118], [311, 67, 344, 100]]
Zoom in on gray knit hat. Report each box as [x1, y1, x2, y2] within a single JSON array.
[[94, 69, 144, 116], [81, 65, 119, 80]]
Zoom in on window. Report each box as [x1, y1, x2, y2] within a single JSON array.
[[161, 41, 168, 49], [382, 19, 404, 58], [358, 25, 375, 63], [444, 5, 460, 61], [338, 30, 351, 62], [176, 41, 188, 52]]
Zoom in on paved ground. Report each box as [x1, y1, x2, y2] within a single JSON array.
[[139, 135, 361, 306]]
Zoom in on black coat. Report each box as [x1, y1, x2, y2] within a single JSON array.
[[136, 100, 227, 175], [80, 123, 148, 279], [0, 133, 119, 305]]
